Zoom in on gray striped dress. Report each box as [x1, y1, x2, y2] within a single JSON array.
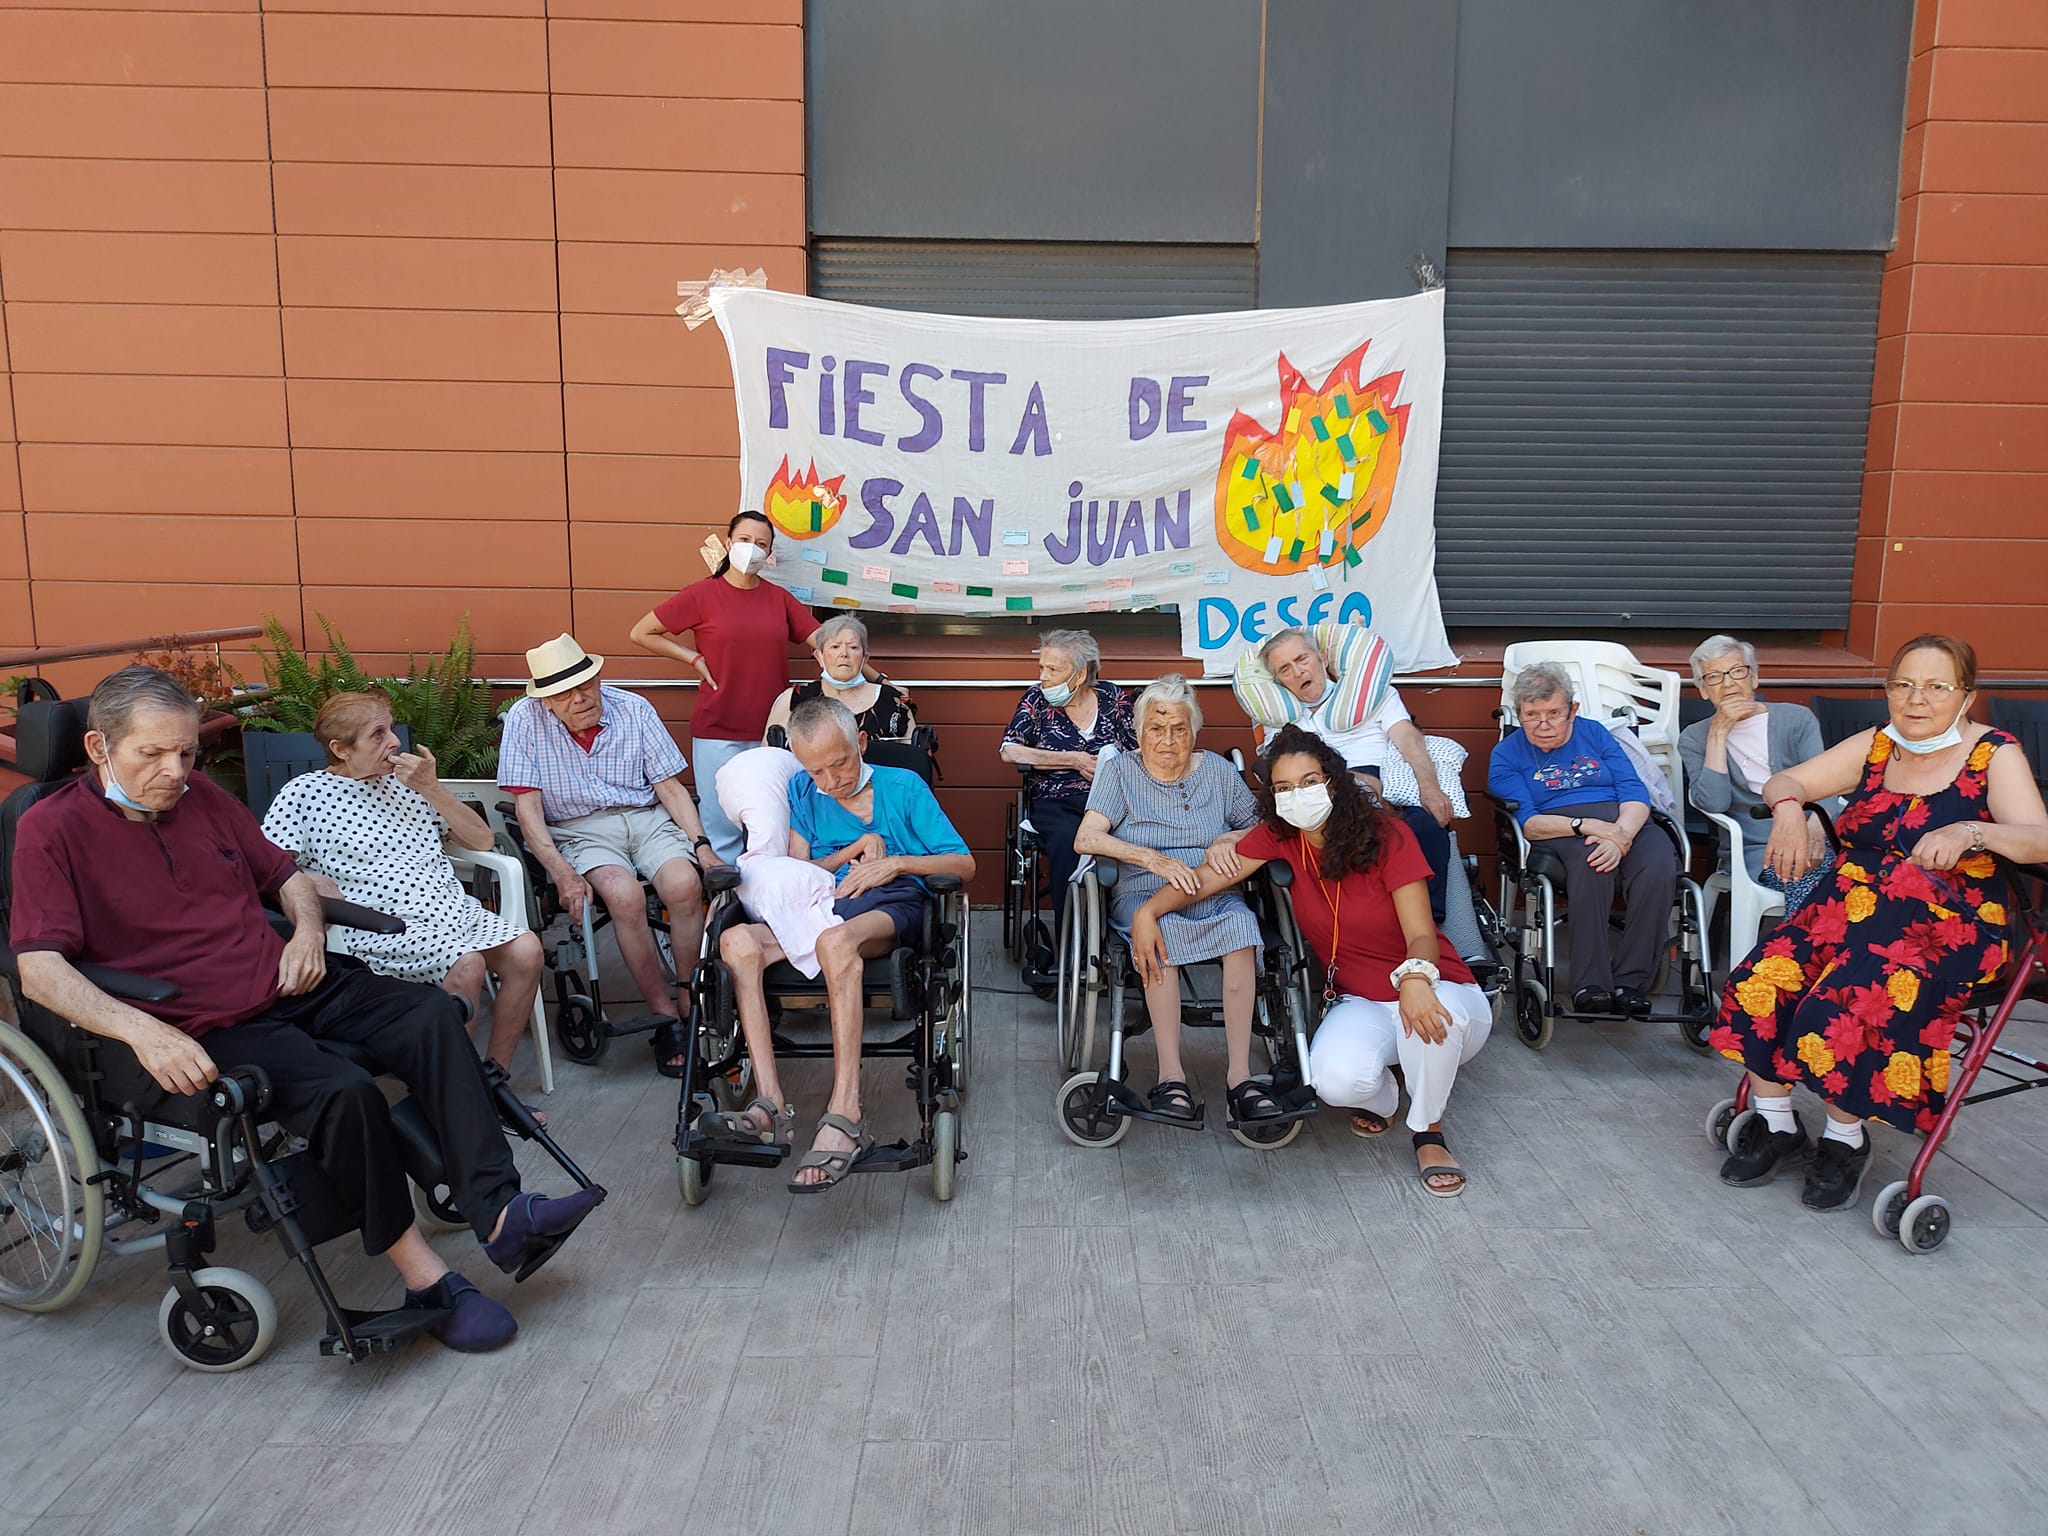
[[1085, 750, 1263, 965]]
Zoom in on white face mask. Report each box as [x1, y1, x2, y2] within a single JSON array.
[[821, 668, 863, 691], [1273, 783, 1333, 831], [1884, 721, 1965, 756], [1041, 679, 1075, 707], [728, 541, 767, 576]]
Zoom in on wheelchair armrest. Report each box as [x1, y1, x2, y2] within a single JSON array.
[[1092, 857, 1122, 889], [1262, 861, 1293, 890], [1481, 791, 1521, 816], [924, 872, 964, 895], [702, 865, 743, 896], [765, 725, 789, 749], [321, 897, 405, 935], [0, 945, 184, 1004]]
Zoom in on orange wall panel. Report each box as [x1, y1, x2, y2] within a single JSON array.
[[0, 159, 275, 233], [298, 517, 566, 588], [1933, 0, 2048, 50], [0, 231, 278, 305], [16, 443, 293, 515], [0, 11, 263, 87], [5, 304, 283, 377], [566, 451, 738, 521], [1879, 535, 2048, 606], [262, 15, 548, 92], [1911, 192, 2048, 265], [556, 241, 805, 314], [0, 514, 27, 580], [276, 236, 557, 312], [553, 169, 804, 245], [569, 519, 718, 589], [282, 308, 561, 382], [1909, 263, 2048, 335], [563, 384, 739, 456], [550, 96, 802, 174], [547, 21, 802, 98], [546, 0, 800, 20], [27, 512, 298, 584], [1930, 47, 2048, 122], [31, 580, 303, 645], [286, 379, 566, 452], [263, 0, 543, 14], [1901, 333, 2048, 404], [0, 580, 34, 648], [12, 375, 288, 448], [272, 164, 555, 239], [1893, 402, 2048, 473], [560, 314, 736, 388], [292, 448, 566, 521], [1885, 470, 2048, 540], [267, 89, 553, 168], [302, 583, 570, 656], [1918, 121, 2048, 195], [0, 84, 269, 161]]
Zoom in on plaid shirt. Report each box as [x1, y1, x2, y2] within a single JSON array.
[[498, 685, 688, 823]]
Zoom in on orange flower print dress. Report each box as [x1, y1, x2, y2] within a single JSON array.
[[1710, 729, 2015, 1133]]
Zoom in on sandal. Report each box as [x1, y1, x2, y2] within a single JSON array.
[[650, 1014, 691, 1080], [1412, 1130, 1467, 1198], [697, 1095, 794, 1147], [1147, 1079, 1199, 1121], [1349, 1110, 1390, 1138], [1226, 1079, 1286, 1123], [788, 1111, 872, 1194]]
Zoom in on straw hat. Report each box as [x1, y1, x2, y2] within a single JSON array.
[[524, 634, 603, 698]]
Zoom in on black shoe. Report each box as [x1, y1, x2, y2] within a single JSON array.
[[1719, 1116, 1811, 1186], [1801, 1134, 1874, 1211], [1571, 987, 1613, 1015], [1612, 987, 1653, 1019]]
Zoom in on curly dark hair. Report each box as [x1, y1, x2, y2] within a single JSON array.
[[1256, 723, 1395, 879]]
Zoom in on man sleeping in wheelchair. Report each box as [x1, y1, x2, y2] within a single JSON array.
[[9, 666, 605, 1352], [700, 696, 974, 1193]]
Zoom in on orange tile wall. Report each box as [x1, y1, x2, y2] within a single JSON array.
[[0, 0, 804, 682], [1857, 0, 2048, 673]]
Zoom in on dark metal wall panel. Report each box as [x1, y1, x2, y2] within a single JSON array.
[[806, 0, 1262, 244], [1435, 250, 1880, 629], [1447, 0, 1915, 251], [1258, 0, 1459, 306], [809, 239, 1258, 320]]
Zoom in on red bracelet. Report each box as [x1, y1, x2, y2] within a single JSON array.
[[1767, 796, 1802, 813]]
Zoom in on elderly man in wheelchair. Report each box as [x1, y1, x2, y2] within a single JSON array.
[[7, 666, 605, 1356], [697, 696, 974, 1193]]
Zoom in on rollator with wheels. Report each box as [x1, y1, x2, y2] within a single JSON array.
[[1053, 855, 1320, 1150]]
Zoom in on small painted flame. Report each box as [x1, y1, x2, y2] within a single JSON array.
[[1212, 342, 1408, 576], [762, 456, 848, 540]]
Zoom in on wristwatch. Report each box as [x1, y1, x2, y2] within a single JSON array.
[[692, 835, 712, 851], [1570, 816, 1584, 836]]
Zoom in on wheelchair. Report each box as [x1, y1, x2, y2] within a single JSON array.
[[1052, 855, 1321, 1151], [1705, 813, 2048, 1255], [1001, 767, 1059, 1000], [671, 733, 969, 1204], [0, 698, 602, 1370]]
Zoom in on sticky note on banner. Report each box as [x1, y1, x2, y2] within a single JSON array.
[[861, 564, 890, 583], [1366, 408, 1390, 434], [1238, 458, 1259, 481], [967, 584, 994, 598], [888, 603, 916, 614], [1337, 471, 1355, 499], [800, 547, 829, 565], [1334, 394, 1352, 420], [1310, 415, 1330, 442], [1336, 434, 1357, 464], [1086, 599, 1112, 613], [787, 584, 813, 603], [807, 500, 823, 532], [932, 579, 961, 594], [891, 582, 918, 599], [1129, 593, 1157, 610], [1060, 582, 1089, 593], [1002, 558, 1029, 576], [1203, 569, 1231, 586], [1105, 576, 1133, 590], [1309, 565, 1329, 592], [1167, 561, 1193, 576], [1287, 480, 1304, 507], [1319, 484, 1342, 507], [822, 568, 849, 586], [1002, 530, 1031, 546], [1262, 535, 1282, 565], [1005, 596, 1033, 612], [1243, 505, 1261, 531], [1319, 529, 1335, 558], [832, 596, 862, 609]]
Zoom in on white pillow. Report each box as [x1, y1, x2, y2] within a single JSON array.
[[1376, 734, 1470, 818], [715, 746, 805, 856]]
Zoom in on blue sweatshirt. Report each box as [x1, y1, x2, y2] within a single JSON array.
[[1487, 717, 1651, 826]]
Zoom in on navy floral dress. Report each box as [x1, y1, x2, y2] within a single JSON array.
[[1710, 728, 2016, 1133]]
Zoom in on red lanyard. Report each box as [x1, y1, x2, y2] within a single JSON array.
[[1299, 832, 1342, 1003]]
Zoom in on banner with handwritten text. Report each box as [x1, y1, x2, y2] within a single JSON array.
[[709, 287, 1455, 674]]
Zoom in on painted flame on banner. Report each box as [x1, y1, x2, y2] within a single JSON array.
[[763, 456, 848, 540], [1212, 342, 1409, 576]]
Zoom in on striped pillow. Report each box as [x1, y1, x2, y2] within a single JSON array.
[[1231, 622, 1395, 731]]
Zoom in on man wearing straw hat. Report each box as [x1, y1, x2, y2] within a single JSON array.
[[499, 634, 716, 1075]]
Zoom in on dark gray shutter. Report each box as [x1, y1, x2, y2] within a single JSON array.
[[809, 239, 1257, 320], [1434, 250, 1880, 628]]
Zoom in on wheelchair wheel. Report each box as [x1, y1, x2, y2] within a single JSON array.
[[1055, 1071, 1130, 1148], [931, 1109, 960, 1202], [1024, 918, 1056, 1003], [1229, 1109, 1303, 1151], [1704, 1097, 1739, 1149], [556, 992, 609, 1064], [948, 902, 972, 1098], [677, 1153, 713, 1207], [1002, 801, 1023, 957], [0, 1022, 105, 1314], [411, 1179, 467, 1235], [158, 1267, 278, 1372], [1514, 978, 1553, 1052]]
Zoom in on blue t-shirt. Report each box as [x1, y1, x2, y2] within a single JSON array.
[[1487, 717, 1650, 826], [788, 764, 968, 888]]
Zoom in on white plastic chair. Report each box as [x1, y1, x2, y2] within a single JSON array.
[[1502, 640, 1686, 813], [1700, 810, 1785, 981], [446, 843, 555, 1095]]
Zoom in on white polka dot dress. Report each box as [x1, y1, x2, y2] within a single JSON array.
[[260, 771, 526, 983]]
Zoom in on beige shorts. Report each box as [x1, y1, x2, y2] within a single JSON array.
[[551, 804, 699, 882]]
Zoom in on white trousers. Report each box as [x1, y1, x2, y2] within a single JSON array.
[[1306, 980, 1492, 1132]]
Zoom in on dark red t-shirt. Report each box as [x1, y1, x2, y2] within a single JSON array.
[[653, 576, 819, 741], [9, 773, 300, 1038], [1238, 817, 1474, 1001]]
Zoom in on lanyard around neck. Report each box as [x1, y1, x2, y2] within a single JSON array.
[[1299, 831, 1341, 1002]]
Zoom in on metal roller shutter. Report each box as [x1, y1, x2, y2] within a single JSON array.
[[809, 238, 1258, 320], [1435, 249, 1880, 629]]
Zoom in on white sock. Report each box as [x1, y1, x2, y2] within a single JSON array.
[[1822, 1117, 1866, 1149], [1754, 1095, 1797, 1135]]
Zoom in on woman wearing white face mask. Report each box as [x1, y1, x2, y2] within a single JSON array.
[[765, 614, 915, 743], [632, 510, 875, 861], [1712, 633, 2048, 1215], [1131, 723, 1490, 1193]]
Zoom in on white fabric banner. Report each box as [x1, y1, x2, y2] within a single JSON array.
[[709, 287, 1456, 674]]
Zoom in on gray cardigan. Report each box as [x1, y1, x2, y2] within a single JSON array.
[[1679, 700, 1831, 880]]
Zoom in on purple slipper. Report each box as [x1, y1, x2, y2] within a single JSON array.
[[482, 1187, 607, 1281], [404, 1271, 516, 1352]]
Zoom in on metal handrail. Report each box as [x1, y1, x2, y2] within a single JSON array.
[[0, 626, 264, 671]]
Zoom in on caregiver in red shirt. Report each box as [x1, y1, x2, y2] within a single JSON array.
[[1132, 722, 1491, 1196], [630, 510, 873, 862]]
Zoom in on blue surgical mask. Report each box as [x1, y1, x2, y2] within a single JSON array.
[[1041, 680, 1076, 707], [821, 669, 864, 691], [1884, 722, 1965, 756], [856, 761, 874, 793], [103, 762, 183, 816]]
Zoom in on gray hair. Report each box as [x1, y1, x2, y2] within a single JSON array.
[[1256, 626, 1317, 670], [88, 664, 202, 746], [1510, 661, 1575, 713], [811, 613, 869, 654], [1037, 629, 1101, 687], [1134, 673, 1203, 736], [1689, 633, 1758, 684], [787, 694, 861, 751]]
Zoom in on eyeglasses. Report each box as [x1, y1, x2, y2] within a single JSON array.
[[1885, 680, 1963, 699], [1699, 664, 1753, 686]]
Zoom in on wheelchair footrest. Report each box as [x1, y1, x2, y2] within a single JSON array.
[[847, 1139, 928, 1174], [680, 1127, 790, 1169], [1100, 1077, 1205, 1131], [1224, 1082, 1319, 1132], [318, 1303, 447, 1361], [602, 1012, 669, 1040]]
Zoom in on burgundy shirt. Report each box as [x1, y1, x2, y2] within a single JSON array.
[[10, 772, 300, 1039]]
